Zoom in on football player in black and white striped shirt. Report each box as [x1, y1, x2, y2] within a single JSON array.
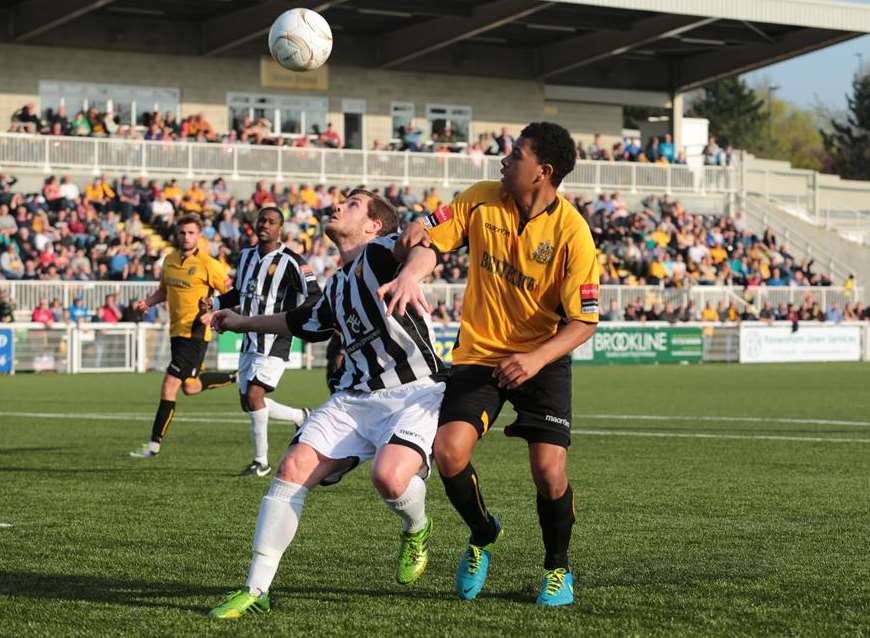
[[207, 190, 445, 619], [202, 207, 320, 477]]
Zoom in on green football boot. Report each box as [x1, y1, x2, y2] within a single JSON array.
[[208, 589, 271, 619], [396, 516, 432, 585]]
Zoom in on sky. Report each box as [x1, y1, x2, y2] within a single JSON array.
[[744, 2, 870, 113]]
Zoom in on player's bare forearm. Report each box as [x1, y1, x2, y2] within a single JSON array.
[[533, 320, 596, 365], [393, 220, 431, 262], [136, 289, 165, 311], [212, 310, 290, 336], [378, 246, 436, 317], [494, 320, 596, 389]]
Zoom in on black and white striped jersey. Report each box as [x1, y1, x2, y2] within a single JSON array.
[[285, 233, 445, 392], [219, 246, 321, 359]]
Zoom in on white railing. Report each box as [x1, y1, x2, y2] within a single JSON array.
[[0, 132, 736, 194], [2, 281, 861, 318], [3, 320, 869, 374]]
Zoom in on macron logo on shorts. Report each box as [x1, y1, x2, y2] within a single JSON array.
[[545, 415, 570, 429]]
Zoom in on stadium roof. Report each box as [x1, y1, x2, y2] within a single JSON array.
[[1, 0, 868, 94]]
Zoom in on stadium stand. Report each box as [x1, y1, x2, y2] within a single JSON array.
[[1, 172, 865, 326]]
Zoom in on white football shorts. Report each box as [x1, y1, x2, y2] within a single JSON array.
[[238, 352, 286, 394], [293, 377, 446, 485]]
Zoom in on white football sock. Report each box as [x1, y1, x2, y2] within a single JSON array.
[[147, 441, 160, 453], [248, 407, 269, 465], [383, 474, 427, 533], [245, 479, 308, 596], [265, 398, 307, 424]]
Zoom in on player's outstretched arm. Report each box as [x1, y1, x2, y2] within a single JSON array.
[[378, 245, 437, 318], [393, 220, 430, 263], [134, 289, 166, 312], [493, 320, 597, 390], [211, 309, 290, 336]]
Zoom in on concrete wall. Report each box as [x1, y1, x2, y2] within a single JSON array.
[[0, 43, 622, 148]]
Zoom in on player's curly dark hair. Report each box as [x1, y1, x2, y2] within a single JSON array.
[[520, 122, 576, 187]]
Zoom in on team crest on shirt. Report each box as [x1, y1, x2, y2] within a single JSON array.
[[268, 263, 278, 276], [355, 261, 363, 278], [532, 240, 554, 264], [187, 266, 197, 276]]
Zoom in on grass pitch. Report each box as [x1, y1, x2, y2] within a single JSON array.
[[1, 363, 869, 637]]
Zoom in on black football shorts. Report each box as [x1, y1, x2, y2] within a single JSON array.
[[438, 355, 573, 448], [166, 336, 209, 380]]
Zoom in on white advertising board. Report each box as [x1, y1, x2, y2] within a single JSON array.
[[739, 325, 862, 363]]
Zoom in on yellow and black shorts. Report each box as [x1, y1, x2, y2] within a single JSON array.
[[167, 336, 209, 381], [438, 356, 573, 448]]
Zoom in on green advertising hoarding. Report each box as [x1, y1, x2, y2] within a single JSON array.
[[572, 326, 703, 364], [217, 331, 304, 370]]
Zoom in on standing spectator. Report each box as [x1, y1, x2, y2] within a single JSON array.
[[0, 290, 14, 322], [587, 133, 604, 160], [658, 133, 675, 163], [50, 298, 67, 322], [31, 298, 54, 324], [98, 293, 123, 323], [117, 176, 141, 221], [703, 137, 721, 165], [68, 295, 90, 322], [645, 136, 660, 163], [495, 126, 514, 155]]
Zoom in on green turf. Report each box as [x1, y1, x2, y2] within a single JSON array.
[[1, 363, 869, 637]]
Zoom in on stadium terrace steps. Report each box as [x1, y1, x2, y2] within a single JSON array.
[[744, 196, 870, 288]]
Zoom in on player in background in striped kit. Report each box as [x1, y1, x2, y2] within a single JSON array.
[[206, 190, 445, 618], [201, 206, 319, 477]]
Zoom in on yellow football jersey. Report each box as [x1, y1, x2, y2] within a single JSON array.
[[160, 249, 231, 340], [426, 181, 599, 366]]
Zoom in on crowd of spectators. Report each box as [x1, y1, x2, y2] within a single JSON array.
[[8, 102, 349, 149], [0, 170, 864, 325], [10, 103, 737, 169]]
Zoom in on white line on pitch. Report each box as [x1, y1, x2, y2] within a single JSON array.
[[573, 413, 870, 428], [565, 429, 870, 444], [0, 411, 247, 424]]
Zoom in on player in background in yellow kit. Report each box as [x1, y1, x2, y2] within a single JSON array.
[[382, 122, 598, 606], [129, 213, 235, 458]]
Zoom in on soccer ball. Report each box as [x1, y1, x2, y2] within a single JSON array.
[[268, 8, 333, 72]]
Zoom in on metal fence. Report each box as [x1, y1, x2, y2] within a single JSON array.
[[0, 132, 736, 194]]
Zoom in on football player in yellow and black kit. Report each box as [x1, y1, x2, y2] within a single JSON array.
[[383, 122, 598, 606], [129, 213, 235, 458]]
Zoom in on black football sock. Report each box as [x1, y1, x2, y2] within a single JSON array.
[[150, 399, 176, 444], [537, 484, 575, 570], [440, 464, 499, 546], [199, 372, 234, 390]]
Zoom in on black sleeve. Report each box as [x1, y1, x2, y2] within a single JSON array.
[[366, 234, 402, 285], [217, 288, 240, 310], [283, 253, 323, 314], [285, 282, 335, 343]]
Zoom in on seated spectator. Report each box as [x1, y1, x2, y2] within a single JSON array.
[[645, 136, 660, 163], [1, 244, 24, 279], [70, 110, 91, 136], [9, 103, 41, 133]]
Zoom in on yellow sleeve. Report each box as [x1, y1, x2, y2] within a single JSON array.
[[424, 183, 483, 253], [560, 222, 600, 323], [206, 257, 231, 294], [159, 260, 167, 294]]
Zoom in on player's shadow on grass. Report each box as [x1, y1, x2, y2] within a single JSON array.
[[1, 571, 226, 613]]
